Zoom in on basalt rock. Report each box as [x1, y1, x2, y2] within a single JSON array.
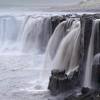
[[48, 14, 100, 96], [81, 87, 90, 94], [93, 21, 100, 55], [65, 14, 100, 100], [94, 14, 100, 19], [79, 14, 93, 85], [51, 15, 66, 33], [78, 14, 100, 87], [64, 88, 100, 100], [51, 69, 65, 77], [79, 14, 100, 85], [48, 69, 79, 95], [92, 53, 100, 88], [48, 69, 68, 95]]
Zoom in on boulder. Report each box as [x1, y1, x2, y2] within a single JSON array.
[[81, 87, 90, 94]]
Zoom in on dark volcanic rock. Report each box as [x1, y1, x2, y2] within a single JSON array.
[[51, 69, 65, 77], [94, 21, 100, 55], [64, 88, 100, 100], [94, 14, 100, 19], [78, 13, 100, 86], [81, 87, 90, 94], [92, 53, 100, 88], [48, 69, 68, 95], [79, 14, 100, 85], [48, 69, 79, 95], [51, 15, 66, 33], [64, 14, 100, 100], [79, 14, 93, 85], [48, 14, 100, 98], [80, 15, 93, 60]]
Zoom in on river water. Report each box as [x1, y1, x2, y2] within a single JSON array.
[[0, 11, 59, 100]]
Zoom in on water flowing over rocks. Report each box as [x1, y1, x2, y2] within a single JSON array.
[[48, 15, 81, 95], [0, 12, 100, 100], [92, 53, 100, 89], [80, 14, 100, 87], [48, 14, 100, 99], [79, 14, 94, 86]]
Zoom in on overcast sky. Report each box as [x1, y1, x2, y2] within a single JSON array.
[[0, 0, 82, 6]]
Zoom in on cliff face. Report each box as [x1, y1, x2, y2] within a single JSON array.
[[80, 14, 100, 85], [48, 14, 100, 96]]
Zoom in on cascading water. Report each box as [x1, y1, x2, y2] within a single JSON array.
[[0, 13, 83, 100], [43, 19, 81, 82], [45, 18, 74, 59], [52, 20, 81, 74], [0, 16, 52, 53], [0, 14, 54, 100], [20, 16, 52, 52], [83, 19, 100, 88], [42, 19, 74, 80]]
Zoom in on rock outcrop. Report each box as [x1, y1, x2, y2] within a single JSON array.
[[92, 53, 100, 88], [48, 69, 79, 95]]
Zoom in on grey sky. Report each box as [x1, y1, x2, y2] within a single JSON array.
[[0, 0, 82, 6]]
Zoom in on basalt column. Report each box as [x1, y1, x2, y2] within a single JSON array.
[[80, 14, 100, 86], [79, 15, 93, 85]]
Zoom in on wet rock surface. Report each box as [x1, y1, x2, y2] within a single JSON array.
[[51, 15, 66, 33], [92, 54, 100, 88], [48, 14, 100, 99], [79, 14, 93, 82], [48, 69, 79, 95], [64, 88, 100, 100], [51, 14, 81, 33], [79, 14, 100, 84], [64, 14, 100, 100]]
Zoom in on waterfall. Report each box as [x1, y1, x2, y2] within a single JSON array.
[[0, 13, 94, 94], [52, 20, 81, 74], [43, 19, 81, 82], [83, 19, 100, 88], [0, 16, 52, 54], [45, 18, 74, 59], [20, 16, 52, 52], [0, 16, 19, 53]]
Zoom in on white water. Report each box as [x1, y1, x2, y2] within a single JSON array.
[[43, 19, 81, 80], [0, 11, 82, 100], [52, 20, 81, 73], [84, 19, 100, 88], [0, 13, 54, 100], [0, 15, 53, 53], [46, 19, 74, 59]]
